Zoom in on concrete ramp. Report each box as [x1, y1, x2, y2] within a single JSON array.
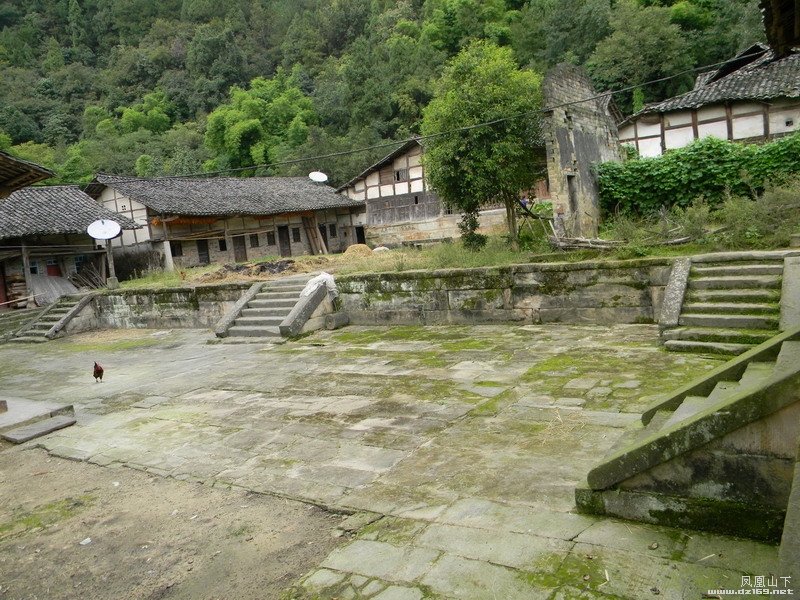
[[577, 325, 800, 542], [29, 274, 79, 306]]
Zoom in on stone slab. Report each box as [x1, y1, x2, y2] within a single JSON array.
[[0, 397, 73, 433], [1, 415, 76, 443]]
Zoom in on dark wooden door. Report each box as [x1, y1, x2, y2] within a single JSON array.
[[196, 239, 210, 264], [277, 226, 291, 257], [232, 235, 247, 262]]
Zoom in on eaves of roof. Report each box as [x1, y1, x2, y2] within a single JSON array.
[[0, 151, 56, 197]]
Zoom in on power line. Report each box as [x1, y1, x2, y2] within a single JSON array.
[[62, 53, 756, 184]]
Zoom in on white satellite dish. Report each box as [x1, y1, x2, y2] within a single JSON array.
[[87, 219, 122, 240], [308, 171, 328, 183]]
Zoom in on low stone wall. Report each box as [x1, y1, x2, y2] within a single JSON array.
[[336, 258, 674, 326], [64, 284, 251, 333], [58, 258, 675, 333]]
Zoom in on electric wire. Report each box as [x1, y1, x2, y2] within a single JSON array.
[[29, 51, 771, 185]]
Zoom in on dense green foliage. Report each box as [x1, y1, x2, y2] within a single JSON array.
[[0, 0, 764, 186], [597, 133, 800, 216]]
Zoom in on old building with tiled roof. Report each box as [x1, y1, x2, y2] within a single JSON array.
[[0, 185, 138, 306], [87, 175, 366, 268], [618, 44, 800, 157]]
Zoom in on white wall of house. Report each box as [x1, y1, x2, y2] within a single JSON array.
[[619, 98, 800, 157], [342, 145, 427, 203], [97, 187, 151, 249]]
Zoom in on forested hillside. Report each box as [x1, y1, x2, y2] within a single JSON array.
[[0, 0, 765, 186]]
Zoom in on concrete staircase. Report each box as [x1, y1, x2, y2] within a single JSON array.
[[577, 325, 800, 542], [10, 296, 84, 343], [225, 276, 310, 339], [662, 255, 783, 355], [0, 398, 76, 444]]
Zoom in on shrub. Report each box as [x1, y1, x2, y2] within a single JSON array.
[[596, 132, 800, 217]]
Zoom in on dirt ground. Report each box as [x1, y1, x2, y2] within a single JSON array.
[[0, 447, 346, 600]]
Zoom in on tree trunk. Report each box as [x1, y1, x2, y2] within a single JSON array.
[[504, 196, 519, 251]]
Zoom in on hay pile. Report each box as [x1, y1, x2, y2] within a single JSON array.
[[343, 244, 374, 257]]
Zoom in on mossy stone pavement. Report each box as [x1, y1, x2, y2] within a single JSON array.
[[0, 324, 784, 599]]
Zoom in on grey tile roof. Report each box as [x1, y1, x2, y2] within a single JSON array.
[[95, 174, 364, 216], [0, 185, 139, 239], [627, 48, 800, 118]]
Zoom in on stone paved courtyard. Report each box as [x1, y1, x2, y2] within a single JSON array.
[[0, 324, 784, 599]]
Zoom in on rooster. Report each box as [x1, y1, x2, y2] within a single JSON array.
[[93, 362, 104, 383]]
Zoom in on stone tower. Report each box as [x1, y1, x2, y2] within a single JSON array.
[[542, 64, 623, 239]]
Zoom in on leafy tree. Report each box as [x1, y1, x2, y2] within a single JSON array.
[[420, 40, 544, 249], [204, 68, 319, 170], [587, 1, 693, 113], [541, 0, 612, 67]]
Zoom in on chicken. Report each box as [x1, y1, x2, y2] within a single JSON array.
[[93, 362, 104, 383]]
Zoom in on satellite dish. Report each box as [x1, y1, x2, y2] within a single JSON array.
[[87, 219, 122, 240], [308, 171, 328, 183]]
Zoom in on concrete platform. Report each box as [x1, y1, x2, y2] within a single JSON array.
[[0, 326, 786, 599]]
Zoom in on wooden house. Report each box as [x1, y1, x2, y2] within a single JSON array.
[[336, 139, 507, 246], [0, 185, 138, 307], [618, 44, 800, 157], [87, 175, 366, 269]]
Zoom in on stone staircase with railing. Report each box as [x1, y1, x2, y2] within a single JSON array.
[[223, 275, 312, 340], [661, 253, 785, 355], [9, 295, 87, 343], [577, 325, 800, 544]]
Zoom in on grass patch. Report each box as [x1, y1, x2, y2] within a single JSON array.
[[0, 495, 94, 540]]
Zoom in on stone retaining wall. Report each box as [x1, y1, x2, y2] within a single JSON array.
[[64, 284, 250, 333], [336, 258, 674, 326], [59, 259, 675, 333]]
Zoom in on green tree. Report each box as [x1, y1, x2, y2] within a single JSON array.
[[587, 1, 693, 113], [420, 40, 544, 249], [541, 0, 612, 67], [204, 68, 319, 170]]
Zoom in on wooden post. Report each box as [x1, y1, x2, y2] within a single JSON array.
[[21, 240, 32, 298], [106, 240, 119, 289]]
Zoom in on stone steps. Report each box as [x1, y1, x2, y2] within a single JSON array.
[[225, 276, 310, 339], [0, 415, 77, 443], [663, 257, 784, 355], [10, 298, 83, 343], [579, 327, 800, 541], [0, 399, 76, 443]]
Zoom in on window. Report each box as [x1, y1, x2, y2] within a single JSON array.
[[172, 241, 183, 257], [292, 227, 301, 243], [414, 196, 419, 205], [328, 224, 337, 238], [250, 234, 259, 248], [267, 231, 276, 245], [219, 238, 227, 251], [394, 168, 408, 182]]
